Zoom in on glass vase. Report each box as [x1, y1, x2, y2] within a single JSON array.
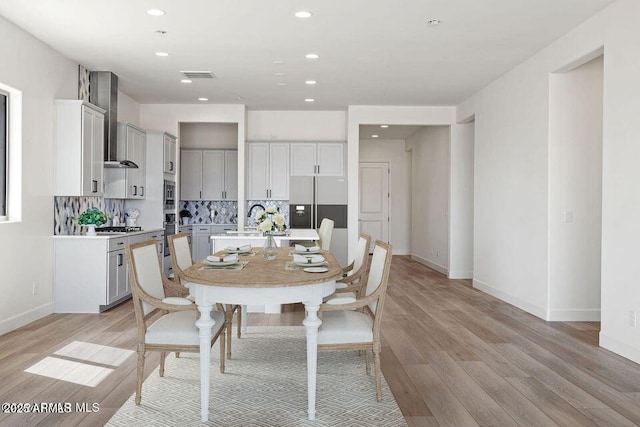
[[263, 233, 277, 261]]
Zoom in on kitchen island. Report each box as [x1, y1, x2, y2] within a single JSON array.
[[210, 228, 319, 253]]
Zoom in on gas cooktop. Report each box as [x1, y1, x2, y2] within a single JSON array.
[[96, 226, 143, 234]]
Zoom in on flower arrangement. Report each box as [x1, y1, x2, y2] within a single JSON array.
[[255, 207, 286, 234], [126, 208, 140, 219], [75, 208, 109, 226]]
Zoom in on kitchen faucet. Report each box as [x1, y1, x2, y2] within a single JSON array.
[[247, 203, 266, 218]]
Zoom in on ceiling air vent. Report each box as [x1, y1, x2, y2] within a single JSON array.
[[180, 71, 216, 79]]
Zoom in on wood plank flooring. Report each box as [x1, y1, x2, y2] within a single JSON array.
[[1, 255, 640, 426]]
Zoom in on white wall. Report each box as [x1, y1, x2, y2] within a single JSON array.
[[247, 111, 346, 141], [456, 0, 640, 362], [549, 56, 603, 321], [179, 122, 238, 149], [406, 127, 450, 274], [359, 139, 411, 254], [117, 90, 140, 127], [449, 122, 474, 279], [0, 15, 77, 335], [139, 104, 246, 225]]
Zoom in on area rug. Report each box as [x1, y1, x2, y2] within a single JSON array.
[[107, 326, 407, 426]]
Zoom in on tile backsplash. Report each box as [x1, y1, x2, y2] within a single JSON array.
[[54, 197, 125, 235], [246, 200, 290, 228], [180, 201, 238, 224]]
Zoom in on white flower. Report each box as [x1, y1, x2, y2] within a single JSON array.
[[273, 213, 285, 226], [254, 210, 265, 221], [258, 219, 273, 232], [266, 206, 278, 214]]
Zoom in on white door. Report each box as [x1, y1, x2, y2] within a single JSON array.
[[317, 143, 344, 176], [269, 143, 289, 199], [290, 143, 316, 176], [181, 150, 203, 200], [203, 150, 225, 200], [359, 162, 389, 252], [247, 143, 269, 199]]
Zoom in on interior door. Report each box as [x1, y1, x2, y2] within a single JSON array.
[[359, 162, 389, 252]]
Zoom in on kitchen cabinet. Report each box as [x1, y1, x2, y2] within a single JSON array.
[[54, 100, 105, 196], [107, 237, 128, 305], [180, 150, 237, 201], [247, 143, 289, 200], [163, 133, 177, 175], [104, 123, 147, 199], [290, 142, 345, 177], [191, 224, 237, 262]]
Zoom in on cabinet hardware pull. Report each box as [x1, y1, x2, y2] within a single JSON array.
[[200, 191, 202, 199], [133, 185, 137, 196], [92, 180, 98, 193], [118, 253, 123, 266], [140, 186, 144, 197], [170, 161, 174, 171], [317, 165, 320, 174]]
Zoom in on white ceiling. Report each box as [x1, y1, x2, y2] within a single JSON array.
[[360, 125, 424, 140], [0, 0, 614, 110]]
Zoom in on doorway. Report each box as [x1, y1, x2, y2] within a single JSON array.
[[359, 162, 389, 253]]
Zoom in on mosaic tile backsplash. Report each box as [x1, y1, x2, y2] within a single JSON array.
[[54, 197, 125, 235], [246, 200, 289, 228], [180, 201, 239, 224]]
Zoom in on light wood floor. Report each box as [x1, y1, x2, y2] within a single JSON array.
[[2, 256, 640, 426]]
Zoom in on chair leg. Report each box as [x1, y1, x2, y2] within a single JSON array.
[[175, 352, 180, 358], [220, 330, 226, 374], [159, 352, 167, 377], [365, 350, 371, 375], [135, 348, 145, 406], [236, 305, 242, 338], [373, 347, 382, 402], [226, 304, 233, 359]]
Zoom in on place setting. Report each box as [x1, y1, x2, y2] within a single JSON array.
[[223, 244, 257, 256], [201, 253, 248, 270], [286, 248, 328, 273]]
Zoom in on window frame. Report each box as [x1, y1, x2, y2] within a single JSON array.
[[0, 88, 8, 221]]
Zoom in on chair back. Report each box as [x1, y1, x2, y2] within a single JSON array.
[[364, 240, 393, 317], [168, 234, 192, 280], [349, 233, 371, 277], [318, 218, 334, 250], [126, 241, 166, 317]]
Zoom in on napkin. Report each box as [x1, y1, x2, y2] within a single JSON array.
[[225, 244, 251, 252], [295, 244, 320, 252], [293, 254, 325, 264], [207, 254, 239, 263]]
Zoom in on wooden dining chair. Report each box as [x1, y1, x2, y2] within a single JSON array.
[[168, 233, 242, 359], [317, 240, 393, 401], [324, 233, 371, 305], [126, 240, 226, 405], [318, 218, 334, 250]]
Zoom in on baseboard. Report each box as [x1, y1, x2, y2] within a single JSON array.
[[600, 333, 640, 365], [392, 249, 410, 255], [411, 254, 448, 276], [0, 302, 54, 337], [448, 270, 473, 279], [472, 279, 548, 320], [548, 309, 601, 321]]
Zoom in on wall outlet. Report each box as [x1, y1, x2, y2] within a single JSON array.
[[630, 310, 636, 327], [32, 281, 37, 296]]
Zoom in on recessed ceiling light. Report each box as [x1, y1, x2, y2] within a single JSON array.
[[305, 80, 317, 85], [273, 60, 284, 64], [305, 98, 315, 102], [181, 79, 192, 84], [427, 19, 441, 26], [380, 125, 389, 128], [305, 53, 319, 60], [372, 135, 379, 138], [147, 9, 166, 16], [294, 11, 313, 18], [275, 72, 286, 77], [198, 97, 208, 101], [155, 51, 169, 57], [278, 83, 287, 86]]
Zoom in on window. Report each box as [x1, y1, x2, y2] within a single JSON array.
[[0, 90, 6, 219]]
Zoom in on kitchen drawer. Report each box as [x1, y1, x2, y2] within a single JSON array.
[[194, 225, 212, 235], [108, 237, 128, 252]]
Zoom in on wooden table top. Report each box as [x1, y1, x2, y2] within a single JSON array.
[[183, 247, 343, 288]]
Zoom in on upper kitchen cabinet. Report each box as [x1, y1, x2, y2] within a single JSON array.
[[180, 149, 237, 201], [247, 143, 289, 200], [104, 123, 146, 199], [163, 133, 177, 175], [290, 142, 345, 177], [54, 100, 105, 196]]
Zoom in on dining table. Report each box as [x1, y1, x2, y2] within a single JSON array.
[[182, 246, 343, 422]]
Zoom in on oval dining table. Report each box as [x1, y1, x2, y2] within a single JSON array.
[[182, 246, 343, 422]]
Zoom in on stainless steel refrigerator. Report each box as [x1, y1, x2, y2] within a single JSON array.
[[289, 175, 348, 265]]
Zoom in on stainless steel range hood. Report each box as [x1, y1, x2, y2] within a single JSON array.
[[89, 71, 138, 169]]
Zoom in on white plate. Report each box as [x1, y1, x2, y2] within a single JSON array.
[[204, 259, 239, 267], [294, 249, 321, 255], [304, 267, 329, 273], [294, 261, 327, 267], [224, 248, 252, 254]]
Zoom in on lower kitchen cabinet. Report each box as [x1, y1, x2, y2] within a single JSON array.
[[53, 230, 163, 313], [192, 224, 237, 262]]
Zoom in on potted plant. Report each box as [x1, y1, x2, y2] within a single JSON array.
[[75, 207, 109, 236], [180, 209, 193, 225]]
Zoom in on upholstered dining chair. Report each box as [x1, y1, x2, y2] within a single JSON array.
[[324, 233, 371, 305], [168, 233, 242, 359], [318, 218, 334, 250], [126, 240, 226, 405], [317, 240, 393, 401]]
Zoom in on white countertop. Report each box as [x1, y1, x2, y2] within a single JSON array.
[[210, 229, 319, 241], [53, 228, 164, 239]]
